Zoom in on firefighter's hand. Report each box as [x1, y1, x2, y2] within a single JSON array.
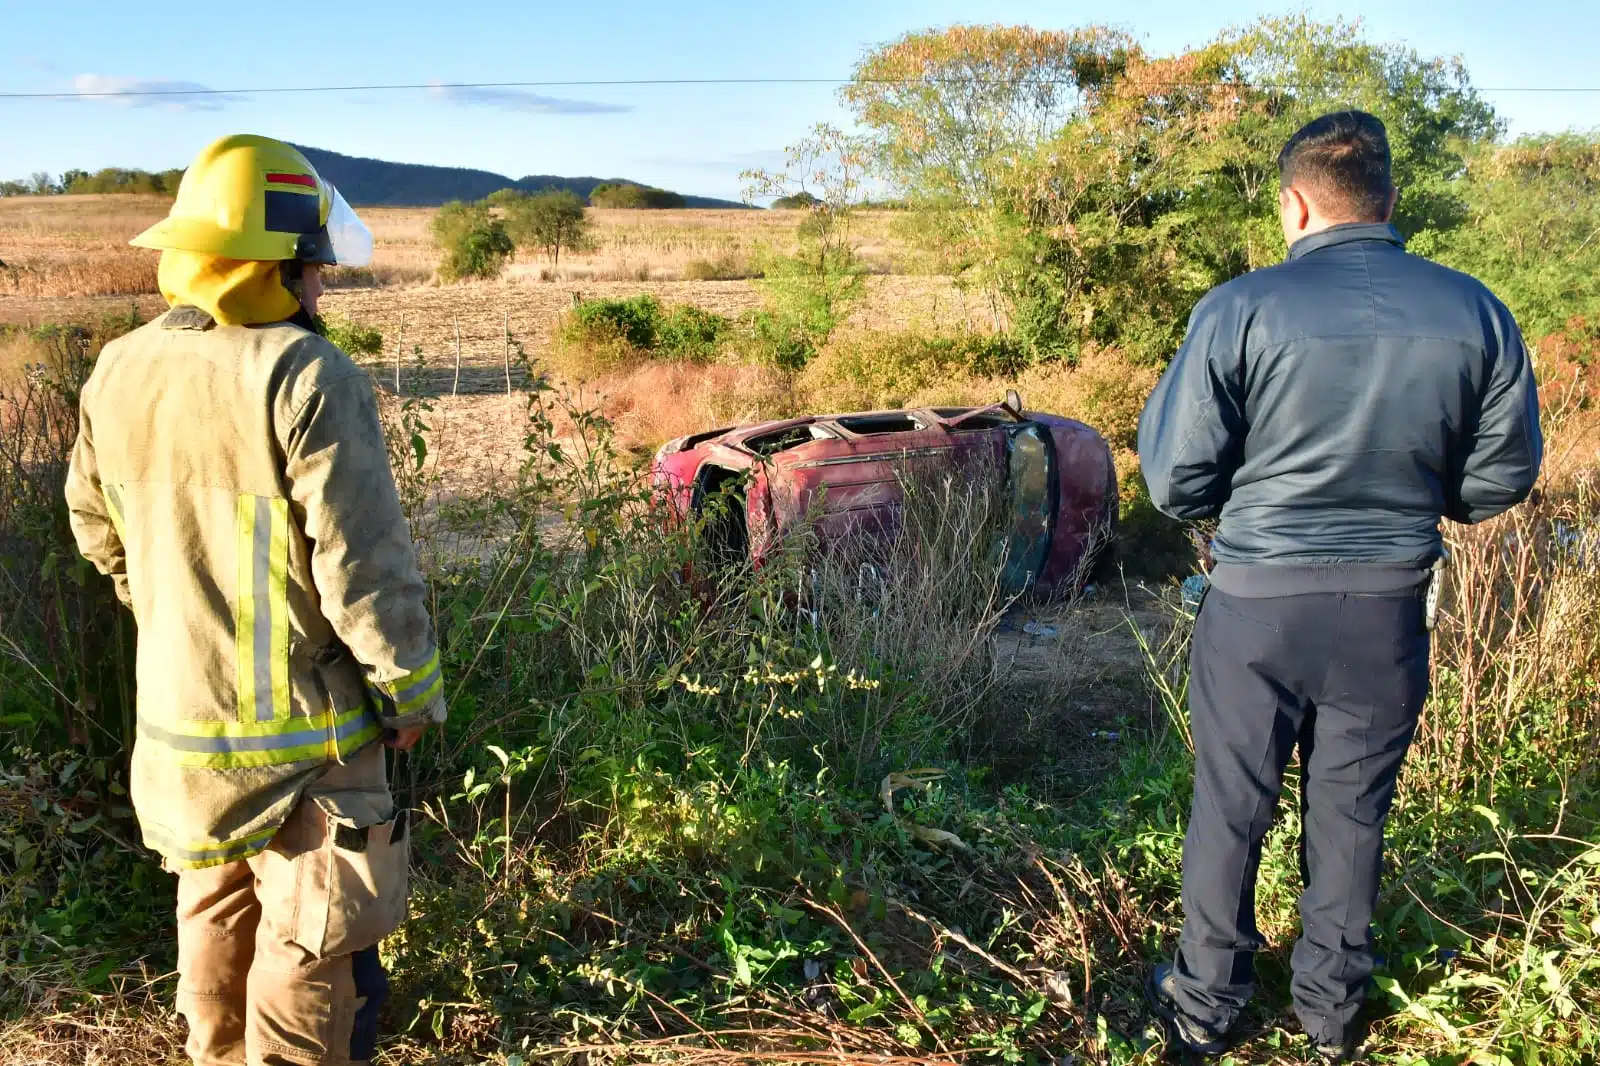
[[384, 725, 428, 751]]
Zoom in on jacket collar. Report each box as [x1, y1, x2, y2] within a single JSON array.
[[1287, 222, 1404, 260]]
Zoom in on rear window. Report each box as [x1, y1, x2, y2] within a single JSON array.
[[836, 413, 923, 435]]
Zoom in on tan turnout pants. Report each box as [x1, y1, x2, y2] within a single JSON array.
[[173, 743, 410, 1066]]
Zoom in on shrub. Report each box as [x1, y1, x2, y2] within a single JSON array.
[[682, 254, 755, 281], [569, 294, 663, 351], [657, 304, 729, 362], [430, 201, 514, 281], [318, 315, 383, 358], [553, 296, 734, 380]]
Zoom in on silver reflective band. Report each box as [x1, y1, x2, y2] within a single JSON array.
[[393, 663, 442, 707], [325, 185, 374, 267], [139, 713, 376, 753], [252, 496, 275, 721]]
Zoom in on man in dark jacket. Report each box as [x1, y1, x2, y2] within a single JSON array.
[[1137, 111, 1542, 1060]]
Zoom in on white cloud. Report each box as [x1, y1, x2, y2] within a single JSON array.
[[427, 82, 629, 115], [69, 74, 241, 111]]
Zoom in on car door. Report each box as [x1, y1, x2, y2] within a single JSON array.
[[1000, 421, 1058, 594]]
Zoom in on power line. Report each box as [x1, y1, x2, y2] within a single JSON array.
[[3, 77, 1600, 101]]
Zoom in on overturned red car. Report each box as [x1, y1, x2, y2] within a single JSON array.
[[650, 393, 1118, 597]]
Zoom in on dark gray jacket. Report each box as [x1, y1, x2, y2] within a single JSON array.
[[1137, 223, 1542, 596]]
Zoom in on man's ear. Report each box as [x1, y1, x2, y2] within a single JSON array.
[[1282, 185, 1311, 231], [1383, 185, 1400, 223]]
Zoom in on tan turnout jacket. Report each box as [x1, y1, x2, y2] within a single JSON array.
[[66, 306, 446, 870]]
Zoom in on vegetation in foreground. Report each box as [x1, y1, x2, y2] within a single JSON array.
[[2, 310, 1598, 1065], [4, 14, 1600, 1066]]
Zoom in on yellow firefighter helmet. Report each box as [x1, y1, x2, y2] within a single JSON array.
[[131, 134, 372, 267]]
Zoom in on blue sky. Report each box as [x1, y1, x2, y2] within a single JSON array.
[[2, 0, 1596, 201]]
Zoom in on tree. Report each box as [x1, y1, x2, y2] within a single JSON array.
[[58, 169, 89, 194], [843, 18, 1502, 363], [430, 201, 514, 281], [1422, 133, 1600, 342], [742, 125, 871, 369], [588, 182, 687, 209], [484, 187, 528, 207], [29, 171, 56, 195], [503, 190, 593, 267], [771, 191, 822, 210], [0, 180, 29, 197]]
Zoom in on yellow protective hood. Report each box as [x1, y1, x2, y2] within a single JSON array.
[[157, 250, 302, 327]]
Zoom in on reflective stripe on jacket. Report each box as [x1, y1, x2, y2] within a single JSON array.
[[65, 307, 446, 869]]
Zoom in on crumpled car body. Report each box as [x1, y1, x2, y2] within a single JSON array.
[[650, 398, 1118, 597]]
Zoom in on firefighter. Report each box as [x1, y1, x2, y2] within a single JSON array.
[[65, 134, 445, 1065]]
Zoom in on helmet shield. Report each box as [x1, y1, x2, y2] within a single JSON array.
[[323, 185, 374, 267]]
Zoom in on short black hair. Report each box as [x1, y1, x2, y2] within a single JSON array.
[[1277, 110, 1394, 222]]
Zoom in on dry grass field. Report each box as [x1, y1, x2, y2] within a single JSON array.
[[0, 195, 906, 309], [0, 193, 950, 482]]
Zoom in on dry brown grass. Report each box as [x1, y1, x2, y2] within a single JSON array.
[[0, 197, 910, 311], [0, 195, 163, 299], [584, 361, 795, 457]]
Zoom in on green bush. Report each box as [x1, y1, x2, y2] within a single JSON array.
[[568, 294, 663, 350], [430, 201, 514, 281], [657, 304, 729, 361], [318, 314, 383, 358], [554, 296, 734, 378]]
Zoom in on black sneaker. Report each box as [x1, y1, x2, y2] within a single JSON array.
[[1145, 963, 1230, 1057]]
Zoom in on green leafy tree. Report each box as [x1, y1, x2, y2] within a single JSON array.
[[589, 182, 687, 209], [503, 190, 593, 267], [1422, 133, 1600, 342], [484, 187, 528, 207], [770, 191, 822, 209], [843, 18, 1501, 364], [742, 125, 870, 370], [430, 201, 514, 281]]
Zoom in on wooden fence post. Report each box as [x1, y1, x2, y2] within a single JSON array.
[[503, 309, 512, 396], [452, 314, 462, 396], [394, 315, 403, 392]]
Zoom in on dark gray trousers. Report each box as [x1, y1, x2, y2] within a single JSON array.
[[1168, 587, 1430, 1044]]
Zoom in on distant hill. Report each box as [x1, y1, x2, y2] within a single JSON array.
[[293, 145, 750, 209]]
